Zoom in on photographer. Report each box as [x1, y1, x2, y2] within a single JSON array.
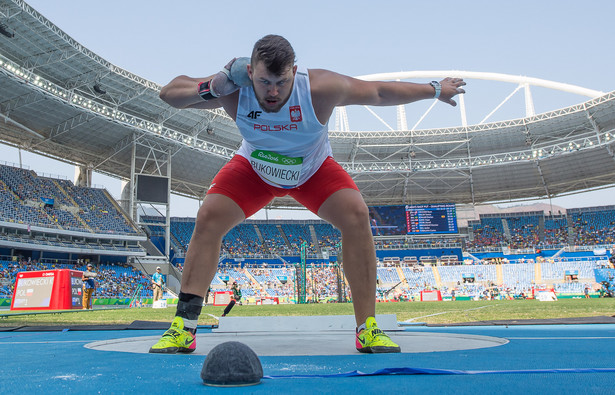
[[221, 281, 242, 317]]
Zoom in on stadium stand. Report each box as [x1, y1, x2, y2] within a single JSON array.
[[0, 163, 139, 235], [169, 219, 195, 251], [544, 215, 569, 246], [569, 206, 615, 246], [257, 223, 292, 256], [280, 223, 316, 254], [223, 223, 267, 257], [2, 166, 615, 303], [507, 214, 541, 249], [501, 263, 536, 292], [0, 258, 152, 300], [313, 223, 341, 250]]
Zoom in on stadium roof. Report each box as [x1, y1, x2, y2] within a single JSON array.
[[1, 0, 615, 209]]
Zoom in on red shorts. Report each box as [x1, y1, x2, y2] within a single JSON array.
[[207, 155, 359, 218]]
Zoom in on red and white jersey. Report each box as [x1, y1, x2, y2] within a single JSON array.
[[235, 67, 332, 188]]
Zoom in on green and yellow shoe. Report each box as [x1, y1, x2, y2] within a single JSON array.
[[355, 316, 401, 353], [149, 316, 196, 354]]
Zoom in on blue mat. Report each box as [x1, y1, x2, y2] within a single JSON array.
[[0, 324, 613, 394]]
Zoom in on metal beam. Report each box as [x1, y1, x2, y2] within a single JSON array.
[[355, 70, 605, 98]]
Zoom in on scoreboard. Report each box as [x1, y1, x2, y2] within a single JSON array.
[[405, 203, 458, 234], [11, 269, 84, 310]]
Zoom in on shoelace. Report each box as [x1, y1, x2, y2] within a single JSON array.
[[163, 328, 182, 339], [369, 328, 393, 341]]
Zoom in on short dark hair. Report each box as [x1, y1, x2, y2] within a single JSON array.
[[251, 34, 296, 76]]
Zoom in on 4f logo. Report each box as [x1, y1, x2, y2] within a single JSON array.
[[247, 111, 262, 119], [290, 106, 302, 122]]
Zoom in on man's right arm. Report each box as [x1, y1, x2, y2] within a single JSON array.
[[160, 58, 250, 110], [159, 75, 221, 109]]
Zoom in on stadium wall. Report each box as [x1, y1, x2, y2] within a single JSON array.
[[219, 257, 332, 267], [215, 249, 463, 266], [376, 248, 463, 261], [471, 250, 609, 261]]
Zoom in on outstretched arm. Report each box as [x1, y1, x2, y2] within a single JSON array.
[[309, 69, 466, 122]]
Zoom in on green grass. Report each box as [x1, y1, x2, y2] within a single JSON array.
[[1, 298, 613, 327]]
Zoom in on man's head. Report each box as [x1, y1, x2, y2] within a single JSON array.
[[87, 263, 93, 269], [250, 34, 295, 76], [156, 266, 161, 272], [248, 34, 297, 113]]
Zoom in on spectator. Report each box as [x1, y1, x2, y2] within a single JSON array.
[[152, 266, 165, 302], [82, 263, 96, 309]]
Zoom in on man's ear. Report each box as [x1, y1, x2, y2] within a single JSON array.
[[247, 64, 253, 80], [292, 65, 297, 76]]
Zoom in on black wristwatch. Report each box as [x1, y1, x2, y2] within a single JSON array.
[[198, 80, 216, 101]]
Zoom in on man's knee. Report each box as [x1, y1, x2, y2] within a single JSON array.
[[319, 189, 370, 231], [339, 201, 370, 229], [192, 206, 227, 240]]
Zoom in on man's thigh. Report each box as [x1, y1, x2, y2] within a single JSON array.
[[207, 156, 280, 218], [290, 157, 359, 214]]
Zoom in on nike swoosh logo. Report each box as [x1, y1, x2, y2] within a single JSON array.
[[357, 336, 367, 345]]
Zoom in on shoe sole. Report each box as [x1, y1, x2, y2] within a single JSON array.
[[148, 346, 196, 354], [357, 346, 401, 353]]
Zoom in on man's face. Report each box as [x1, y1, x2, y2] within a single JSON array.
[[248, 60, 297, 113]]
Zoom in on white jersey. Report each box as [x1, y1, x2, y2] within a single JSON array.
[[235, 67, 332, 188]]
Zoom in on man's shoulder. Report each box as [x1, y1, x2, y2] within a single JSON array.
[[306, 68, 336, 83], [307, 68, 351, 97]]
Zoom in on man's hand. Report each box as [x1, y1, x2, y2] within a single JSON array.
[[209, 57, 251, 98], [438, 77, 466, 107], [224, 57, 251, 87]]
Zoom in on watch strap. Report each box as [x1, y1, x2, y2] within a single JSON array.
[[198, 80, 216, 101], [429, 81, 441, 99]]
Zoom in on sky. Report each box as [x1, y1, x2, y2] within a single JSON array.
[[2, 0, 615, 219]]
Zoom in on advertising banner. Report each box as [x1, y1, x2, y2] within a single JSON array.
[[11, 269, 85, 310]]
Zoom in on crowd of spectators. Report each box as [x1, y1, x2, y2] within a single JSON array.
[[571, 209, 615, 246], [466, 221, 506, 249], [544, 216, 569, 246], [145, 206, 615, 261], [305, 264, 349, 301], [507, 216, 540, 249], [2, 255, 611, 303], [222, 224, 268, 257], [0, 258, 152, 299], [466, 209, 615, 250], [93, 263, 152, 298]]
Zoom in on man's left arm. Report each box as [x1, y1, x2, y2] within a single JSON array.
[[310, 69, 465, 117]]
